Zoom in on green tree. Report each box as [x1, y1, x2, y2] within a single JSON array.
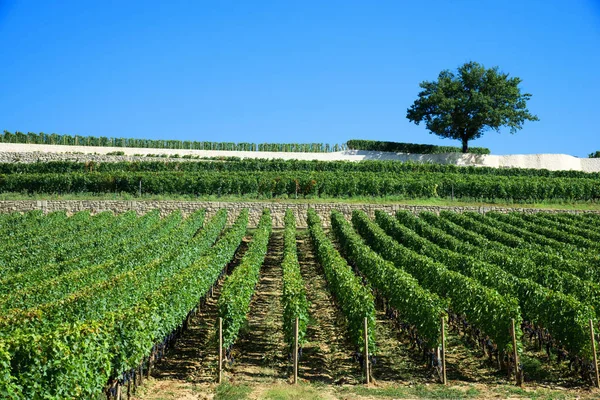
[[407, 61, 539, 153]]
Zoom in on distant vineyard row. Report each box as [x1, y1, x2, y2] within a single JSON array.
[[1, 158, 598, 179], [1, 131, 489, 154], [1, 170, 599, 201]]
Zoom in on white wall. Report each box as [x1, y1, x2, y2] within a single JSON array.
[[0, 143, 597, 172]]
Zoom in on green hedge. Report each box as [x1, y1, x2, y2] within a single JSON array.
[[0, 130, 345, 153], [346, 139, 490, 154], [0, 131, 493, 154]]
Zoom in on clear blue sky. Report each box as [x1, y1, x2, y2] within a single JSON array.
[[1, 0, 599, 156]]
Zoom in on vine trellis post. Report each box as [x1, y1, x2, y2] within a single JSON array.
[[364, 317, 370, 385], [293, 317, 299, 384], [218, 317, 223, 384]]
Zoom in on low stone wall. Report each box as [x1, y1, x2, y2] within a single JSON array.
[[0, 200, 595, 228], [0, 151, 191, 164]]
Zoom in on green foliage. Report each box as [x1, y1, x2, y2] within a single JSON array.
[[103, 208, 247, 381], [514, 213, 600, 249], [345, 139, 490, 154], [307, 208, 377, 353], [406, 211, 600, 315], [281, 209, 309, 351], [0, 209, 244, 398], [0, 341, 21, 399], [0, 130, 344, 153], [2, 169, 600, 202], [0, 210, 98, 276], [0, 211, 164, 308], [0, 210, 157, 296], [7, 158, 600, 179], [351, 210, 520, 351], [482, 212, 600, 267], [330, 210, 446, 347], [218, 210, 272, 349], [407, 61, 538, 153], [589, 151, 600, 158], [435, 212, 598, 280], [536, 212, 600, 234], [0, 210, 203, 331], [383, 210, 595, 357]]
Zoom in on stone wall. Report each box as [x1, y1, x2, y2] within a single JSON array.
[[0, 200, 596, 228], [0, 151, 191, 164]]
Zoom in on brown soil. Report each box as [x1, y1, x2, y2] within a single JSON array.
[[223, 230, 288, 384], [443, 328, 506, 384], [296, 231, 363, 385], [369, 306, 430, 384]]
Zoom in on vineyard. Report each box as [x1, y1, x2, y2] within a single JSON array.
[[1, 131, 491, 154], [1, 207, 600, 399], [1, 158, 600, 202]]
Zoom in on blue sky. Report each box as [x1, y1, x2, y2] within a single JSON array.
[[0, 0, 598, 156]]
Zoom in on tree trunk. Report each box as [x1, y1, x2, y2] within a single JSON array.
[[461, 137, 469, 153]]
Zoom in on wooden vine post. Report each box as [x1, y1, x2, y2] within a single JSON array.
[[590, 319, 600, 388], [293, 317, 299, 384], [441, 315, 447, 385], [364, 317, 370, 385], [511, 318, 522, 387], [218, 317, 223, 384]]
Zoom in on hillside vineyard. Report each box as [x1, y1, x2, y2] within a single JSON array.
[[1, 159, 600, 202], [0, 131, 490, 154], [1, 208, 600, 398]]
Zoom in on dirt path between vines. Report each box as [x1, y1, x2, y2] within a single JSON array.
[[224, 230, 288, 385], [296, 230, 362, 385]]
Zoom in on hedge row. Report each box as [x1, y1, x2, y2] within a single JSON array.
[[0, 131, 345, 153], [346, 139, 490, 154], [1, 131, 492, 154]]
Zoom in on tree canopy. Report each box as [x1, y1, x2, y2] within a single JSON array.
[[406, 61, 538, 153]]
